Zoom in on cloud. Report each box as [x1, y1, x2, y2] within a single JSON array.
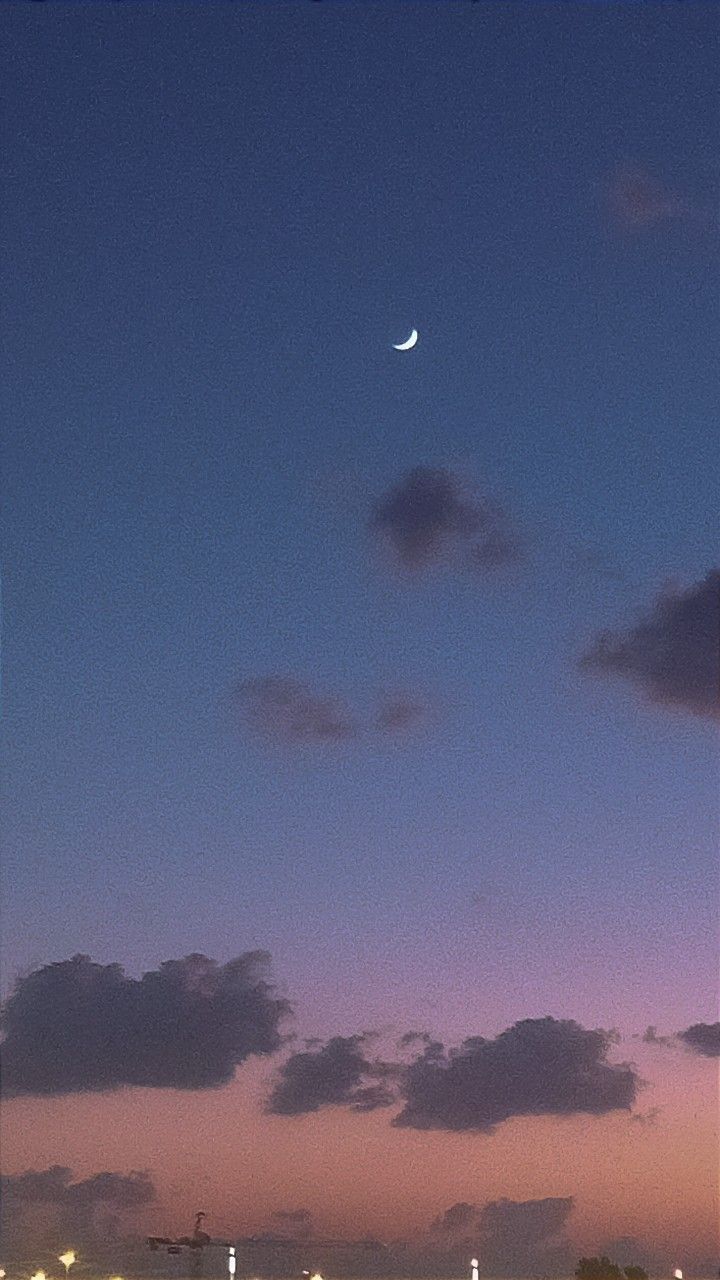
[[237, 677, 358, 742], [370, 467, 521, 573], [267, 1019, 639, 1133], [266, 1035, 397, 1116], [374, 694, 429, 733], [1, 952, 291, 1095], [609, 165, 691, 229], [477, 1197, 574, 1276], [429, 1203, 478, 1237], [268, 1208, 314, 1241], [677, 1021, 720, 1057], [235, 679, 430, 744], [393, 1017, 639, 1131], [0, 1166, 155, 1258], [580, 570, 720, 720], [629, 1107, 661, 1126]]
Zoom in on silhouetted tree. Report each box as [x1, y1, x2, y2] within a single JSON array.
[[576, 1258, 624, 1280], [624, 1268, 648, 1280]]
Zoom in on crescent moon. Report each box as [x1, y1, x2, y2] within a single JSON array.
[[392, 329, 418, 351]]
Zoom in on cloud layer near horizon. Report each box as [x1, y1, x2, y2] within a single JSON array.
[[1, 953, 291, 1095], [0, 1166, 156, 1256], [422, 1196, 575, 1275]]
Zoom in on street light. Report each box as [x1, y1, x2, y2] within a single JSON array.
[[59, 1252, 76, 1277], [471, 1259, 480, 1280]]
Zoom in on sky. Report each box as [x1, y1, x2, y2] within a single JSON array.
[[1, 1, 718, 1275]]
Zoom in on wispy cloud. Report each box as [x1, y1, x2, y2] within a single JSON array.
[[237, 676, 358, 743], [608, 165, 693, 229], [236, 677, 431, 744]]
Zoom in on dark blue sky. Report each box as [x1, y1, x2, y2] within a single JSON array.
[[3, 3, 717, 1044]]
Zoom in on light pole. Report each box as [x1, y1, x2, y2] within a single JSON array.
[[228, 1247, 236, 1280], [471, 1258, 480, 1280], [59, 1251, 76, 1278]]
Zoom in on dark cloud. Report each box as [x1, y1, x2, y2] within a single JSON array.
[[429, 1203, 478, 1237], [477, 1197, 574, 1276], [393, 1017, 638, 1131], [266, 1035, 397, 1116], [609, 166, 690, 228], [269, 1209, 313, 1241], [374, 694, 429, 733], [1, 952, 291, 1095], [580, 570, 720, 720], [370, 467, 521, 573], [237, 677, 358, 742], [0, 1166, 155, 1258], [677, 1021, 720, 1057]]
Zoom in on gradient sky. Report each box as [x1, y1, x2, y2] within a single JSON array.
[[2, 2, 718, 1272]]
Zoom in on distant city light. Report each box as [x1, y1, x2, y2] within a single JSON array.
[[59, 1251, 77, 1276], [31, 1270, 46, 1280], [471, 1260, 479, 1280], [228, 1247, 236, 1278], [674, 1271, 683, 1279]]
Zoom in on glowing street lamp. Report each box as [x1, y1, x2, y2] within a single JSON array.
[[31, 1271, 46, 1280], [673, 1272, 683, 1279], [228, 1248, 236, 1279], [59, 1252, 76, 1278], [471, 1260, 480, 1280]]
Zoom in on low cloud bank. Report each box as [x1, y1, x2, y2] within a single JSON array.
[[0, 1166, 155, 1260]]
